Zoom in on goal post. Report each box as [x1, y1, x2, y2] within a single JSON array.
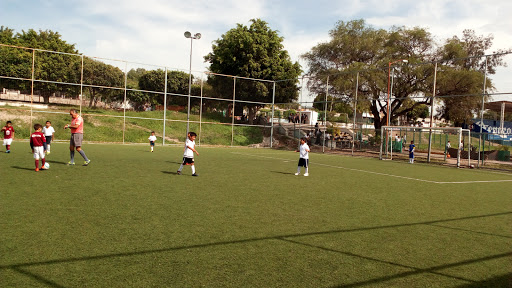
[[380, 126, 472, 168]]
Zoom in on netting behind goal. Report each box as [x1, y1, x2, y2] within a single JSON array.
[[380, 126, 472, 168]]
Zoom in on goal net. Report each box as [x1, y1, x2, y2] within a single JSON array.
[[379, 126, 472, 168]]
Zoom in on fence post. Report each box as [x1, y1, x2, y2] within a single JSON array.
[[270, 81, 276, 148], [30, 49, 35, 134], [199, 78, 203, 146], [122, 61, 128, 144], [478, 57, 488, 167], [352, 72, 358, 156], [428, 62, 437, 163], [323, 76, 329, 153], [231, 77, 235, 146], [80, 54, 84, 116], [162, 67, 168, 146]]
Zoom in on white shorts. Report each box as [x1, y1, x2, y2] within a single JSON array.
[[3, 138, 13, 146], [33, 146, 45, 160]]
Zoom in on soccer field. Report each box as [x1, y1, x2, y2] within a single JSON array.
[[1, 143, 511, 287]]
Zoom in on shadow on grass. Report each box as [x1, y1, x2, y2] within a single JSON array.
[[46, 161, 67, 165], [455, 273, 512, 288], [2, 211, 511, 287], [11, 166, 36, 171], [161, 171, 180, 175], [270, 171, 295, 175]]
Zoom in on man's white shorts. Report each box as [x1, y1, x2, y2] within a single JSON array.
[[33, 146, 45, 160], [3, 138, 13, 146]]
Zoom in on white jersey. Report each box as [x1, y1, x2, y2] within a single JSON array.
[[148, 135, 157, 142], [299, 143, 309, 159], [184, 139, 195, 158], [42, 126, 55, 137]]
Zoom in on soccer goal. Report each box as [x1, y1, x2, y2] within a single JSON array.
[[379, 126, 472, 168]]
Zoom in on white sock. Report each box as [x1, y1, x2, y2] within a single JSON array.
[[191, 165, 196, 174], [47, 144, 50, 152], [178, 164, 184, 172], [297, 167, 301, 174], [151, 146, 153, 151], [305, 167, 308, 174]]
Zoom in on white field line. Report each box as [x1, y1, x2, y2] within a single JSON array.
[[231, 152, 512, 184]]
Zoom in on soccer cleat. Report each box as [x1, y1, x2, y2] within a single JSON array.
[[295, 173, 300, 175], [6, 150, 10, 153], [192, 173, 198, 177], [46, 151, 50, 155], [176, 171, 181, 175], [83, 160, 91, 166], [35, 168, 39, 172], [67, 161, 75, 165], [304, 173, 309, 177]]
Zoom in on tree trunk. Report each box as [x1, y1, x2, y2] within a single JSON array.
[[248, 106, 257, 125]]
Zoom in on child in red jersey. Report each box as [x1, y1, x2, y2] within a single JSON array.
[[2, 120, 15, 153], [30, 124, 47, 171]]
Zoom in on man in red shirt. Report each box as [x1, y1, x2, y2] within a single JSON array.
[[30, 123, 47, 171], [64, 109, 90, 166], [2, 120, 15, 153]]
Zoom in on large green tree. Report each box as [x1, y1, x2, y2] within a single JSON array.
[[204, 19, 302, 124], [138, 69, 199, 108], [302, 20, 510, 130]]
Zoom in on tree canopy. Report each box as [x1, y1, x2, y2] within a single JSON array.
[[204, 19, 302, 123], [302, 20, 511, 129]]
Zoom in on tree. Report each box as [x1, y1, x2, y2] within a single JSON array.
[[435, 30, 511, 125], [0, 27, 80, 100], [204, 19, 302, 124], [138, 69, 198, 108], [17, 29, 80, 103], [82, 57, 124, 107], [302, 20, 511, 131]]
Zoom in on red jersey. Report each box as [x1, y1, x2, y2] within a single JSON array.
[[30, 131, 46, 147], [3, 126, 14, 139]]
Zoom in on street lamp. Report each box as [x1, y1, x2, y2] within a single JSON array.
[[184, 31, 201, 134], [386, 59, 408, 127]]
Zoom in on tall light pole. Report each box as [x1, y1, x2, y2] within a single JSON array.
[[184, 31, 201, 135], [386, 59, 408, 127]]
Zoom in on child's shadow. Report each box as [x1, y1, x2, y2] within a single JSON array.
[[12, 166, 37, 171], [161, 171, 180, 175], [270, 171, 295, 175], [46, 161, 67, 165]]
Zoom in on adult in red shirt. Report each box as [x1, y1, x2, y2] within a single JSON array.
[[64, 109, 90, 166], [2, 120, 15, 153]]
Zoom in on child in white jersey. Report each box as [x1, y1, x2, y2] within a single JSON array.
[[295, 137, 310, 176], [148, 131, 157, 152], [177, 132, 199, 176], [42, 121, 55, 154]]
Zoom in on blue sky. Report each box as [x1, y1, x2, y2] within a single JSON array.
[[1, 0, 512, 101]]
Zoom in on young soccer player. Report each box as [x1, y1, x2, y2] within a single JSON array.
[[42, 121, 55, 154], [148, 131, 157, 152], [295, 137, 310, 176], [30, 124, 48, 171], [409, 140, 415, 164], [2, 120, 15, 153], [177, 132, 199, 176]]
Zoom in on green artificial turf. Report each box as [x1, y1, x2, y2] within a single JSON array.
[[1, 143, 511, 287]]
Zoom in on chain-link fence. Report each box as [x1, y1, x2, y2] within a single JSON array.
[[1, 44, 511, 170]]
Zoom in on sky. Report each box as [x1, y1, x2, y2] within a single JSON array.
[[1, 0, 512, 102]]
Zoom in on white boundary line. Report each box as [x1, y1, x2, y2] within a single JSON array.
[[231, 152, 512, 184]]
